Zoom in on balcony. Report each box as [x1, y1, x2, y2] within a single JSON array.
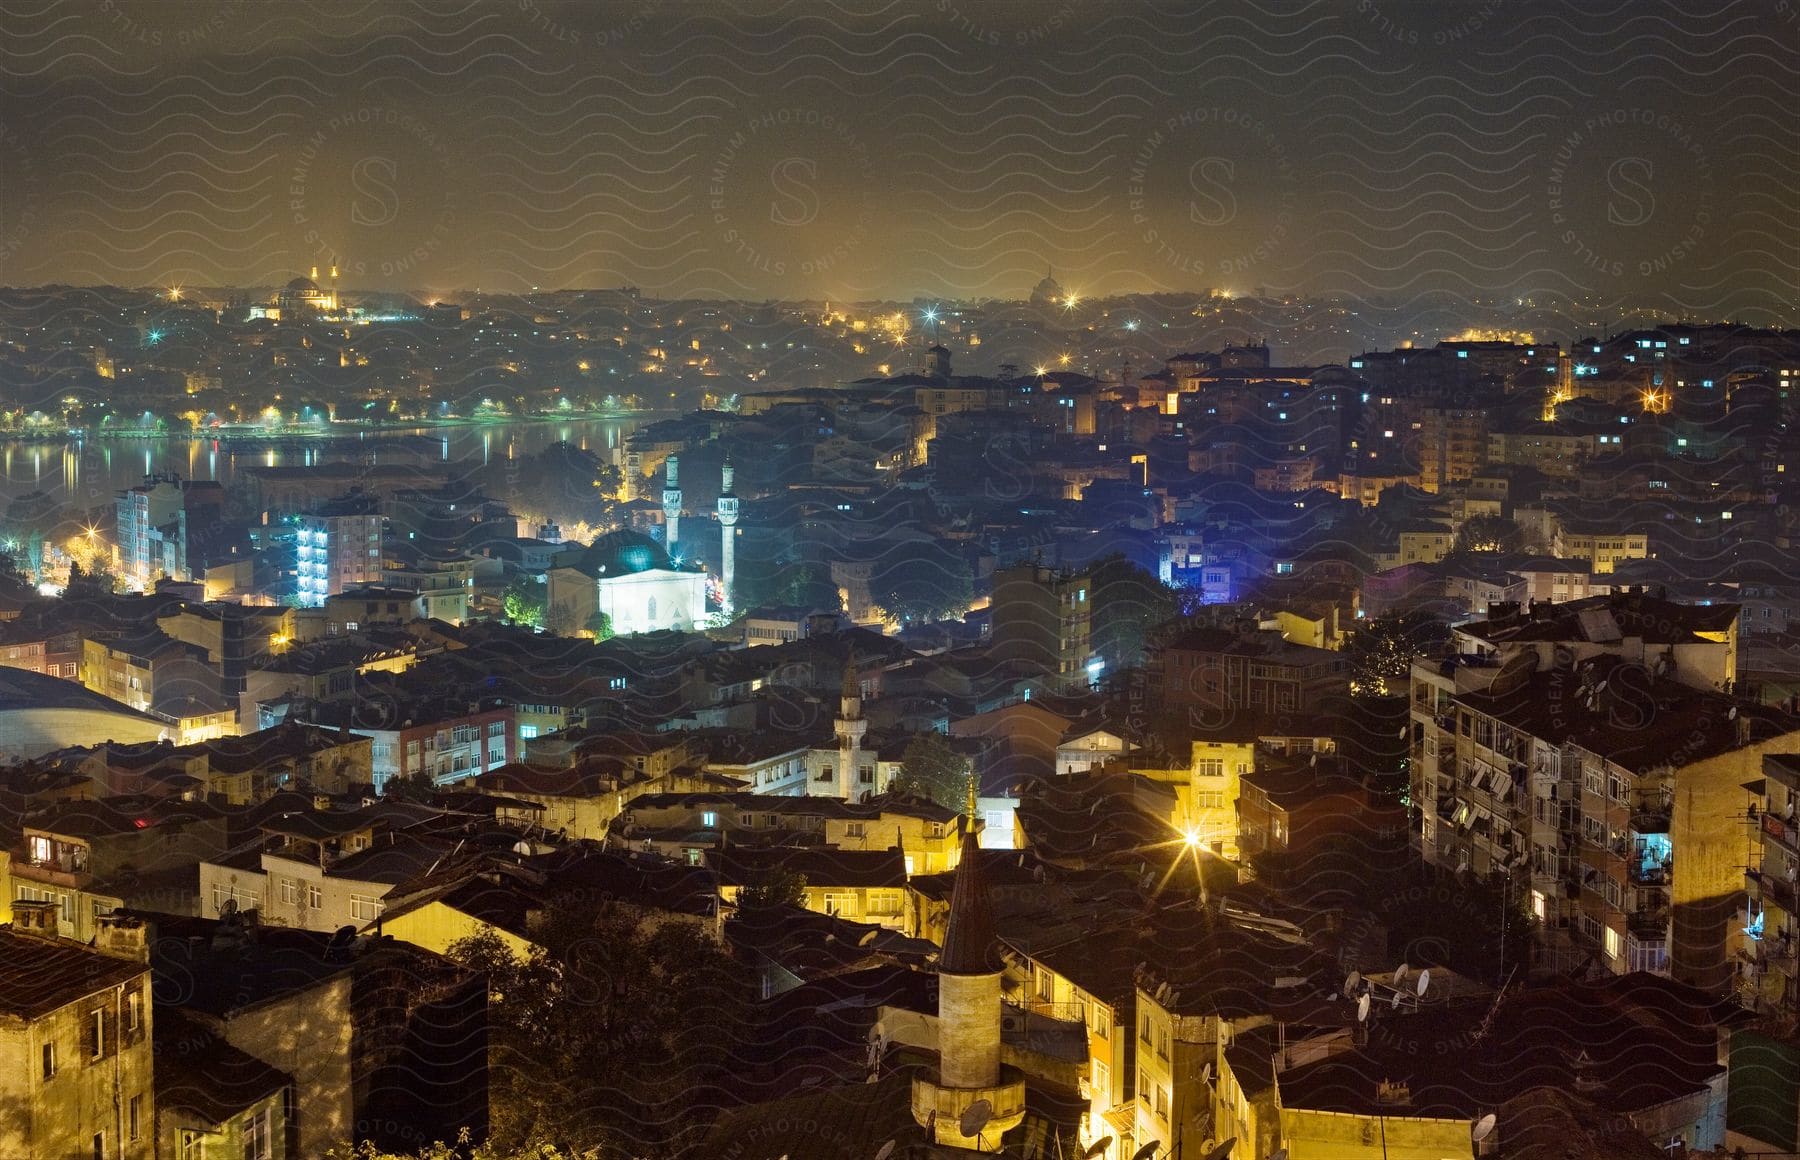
[[1627, 900, 1669, 938], [11, 856, 90, 890], [1749, 867, 1799, 915], [1758, 811, 1800, 857]]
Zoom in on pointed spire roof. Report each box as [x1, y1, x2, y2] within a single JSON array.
[[938, 827, 1000, 975]]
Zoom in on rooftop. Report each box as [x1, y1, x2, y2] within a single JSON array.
[[1460, 590, 1738, 646], [0, 927, 147, 1018]]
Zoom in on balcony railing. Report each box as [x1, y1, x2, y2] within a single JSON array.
[[12, 859, 90, 889], [1748, 867, 1799, 915]]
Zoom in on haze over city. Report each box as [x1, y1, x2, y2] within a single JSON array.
[[0, 3, 1796, 1160]]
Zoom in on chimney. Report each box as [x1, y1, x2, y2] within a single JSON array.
[[95, 913, 150, 963], [10, 899, 60, 939]]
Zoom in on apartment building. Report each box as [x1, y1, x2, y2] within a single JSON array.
[[1412, 644, 1800, 990], [990, 563, 1096, 693]]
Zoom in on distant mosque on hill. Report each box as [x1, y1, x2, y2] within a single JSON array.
[[248, 265, 348, 321]]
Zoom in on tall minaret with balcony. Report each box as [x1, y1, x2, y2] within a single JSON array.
[[717, 457, 739, 617], [911, 790, 1026, 1150], [835, 653, 866, 800], [661, 455, 682, 558]]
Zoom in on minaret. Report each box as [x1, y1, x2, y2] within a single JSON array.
[[911, 792, 1026, 1150], [661, 455, 682, 558], [834, 652, 866, 800], [717, 458, 738, 617]]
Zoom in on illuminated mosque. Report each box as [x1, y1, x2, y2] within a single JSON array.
[[545, 529, 706, 636], [249, 265, 345, 321]]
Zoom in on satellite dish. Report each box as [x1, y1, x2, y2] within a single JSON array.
[[1416, 968, 1432, 997], [874, 1142, 897, 1160], [1356, 993, 1371, 1022], [219, 897, 239, 918], [1394, 962, 1409, 985], [864, 1072, 879, 1084], [1390, 989, 1402, 1009], [1473, 1112, 1496, 1142], [1132, 1144, 1162, 1160], [1199, 1062, 1213, 1087], [1343, 970, 1362, 997], [1201, 1138, 1238, 1160], [1729, 705, 1739, 720], [1083, 1137, 1114, 1159], [960, 1098, 993, 1138], [1156, 981, 1172, 1004], [511, 839, 533, 856]]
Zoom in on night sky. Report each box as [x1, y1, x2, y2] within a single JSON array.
[[1, 0, 1794, 318]]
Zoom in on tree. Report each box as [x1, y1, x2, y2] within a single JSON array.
[[733, 556, 840, 614], [542, 601, 575, 637], [870, 547, 972, 626], [382, 769, 437, 802], [502, 575, 546, 628], [328, 1128, 586, 1159], [733, 868, 807, 912], [1453, 514, 1524, 555], [444, 897, 752, 1158], [64, 560, 116, 598], [0, 552, 30, 594], [1342, 610, 1451, 697], [890, 731, 973, 811], [483, 441, 622, 525], [583, 609, 613, 640], [1089, 554, 1179, 671]]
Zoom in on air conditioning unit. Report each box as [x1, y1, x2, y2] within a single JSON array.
[[1001, 1013, 1025, 1034]]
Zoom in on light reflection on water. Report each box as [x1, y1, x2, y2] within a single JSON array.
[[0, 418, 649, 509]]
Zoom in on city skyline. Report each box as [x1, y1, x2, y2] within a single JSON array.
[[0, 0, 1793, 323]]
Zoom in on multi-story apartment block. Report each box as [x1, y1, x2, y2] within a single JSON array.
[[990, 563, 1095, 693], [296, 491, 384, 607], [114, 474, 225, 591], [1744, 753, 1800, 1014], [1151, 626, 1348, 717], [1412, 606, 1798, 990], [1417, 405, 1489, 492], [1551, 524, 1651, 575], [299, 687, 513, 791]]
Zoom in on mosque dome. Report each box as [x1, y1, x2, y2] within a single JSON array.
[[568, 529, 675, 577]]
